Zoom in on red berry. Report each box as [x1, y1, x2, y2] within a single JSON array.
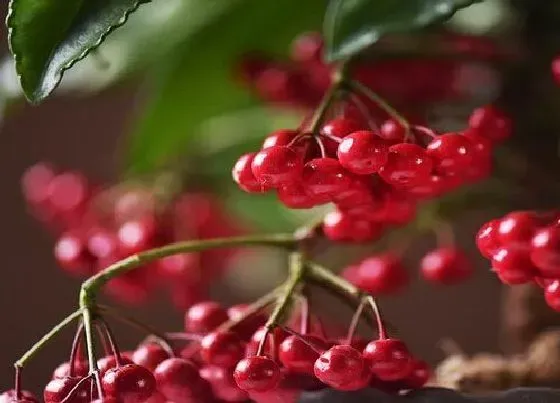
[[544, 281, 560, 312], [154, 358, 210, 402], [313, 345, 365, 389], [345, 253, 408, 294], [291, 32, 323, 63], [476, 219, 500, 258], [337, 131, 389, 175], [406, 175, 447, 199], [97, 356, 134, 377], [531, 226, 560, 278], [552, 56, 560, 85], [322, 210, 382, 243], [47, 172, 89, 214], [44, 377, 90, 403], [234, 356, 282, 392], [302, 158, 353, 202], [379, 143, 433, 187], [277, 184, 316, 209], [132, 344, 169, 372], [491, 247, 537, 285], [497, 211, 541, 251], [185, 301, 228, 334], [21, 163, 55, 206], [86, 227, 118, 260], [102, 364, 155, 403], [321, 118, 363, 155], [52, 361, 88, 379], [420, 247, 473, 285], [278, 335, 328, 375], [227, 304, 267, 338], [54, 232, 94, 276], [405, 359, 431, 389], [426, 133, 475, 176], [245, 326, 287, 357], [251, 146, 303, 188], [232, 153, 267, 193], [200, 331, 245, 366], [1, 390, 38, 403], [468, 105, 512, 143], [363, 339, 413, 381], [380, 119, 406, 143], [117, 217, 157, 255], [199, 366, 248, 402], [262, 129, 299, 149]]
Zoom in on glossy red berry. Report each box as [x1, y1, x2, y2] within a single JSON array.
[[132, 344, 169, 372], [278, 335, 328, 375], [277, 184, 317, 209], [468, 105, 512, 143], [302, 158, 353, 202], [262, 129, 299, 149], [313, 345, 365, 389], [0, 390, 38, 403], [379, 143, 433, 187], [363, 339, 413, 381], [491, 247, 537, 285], [102, 364, 156, 403], [337, 131, 389, 175], [232, 153, 267, 193], [199, 366, 247, 402], [185, 301, 228, 334], [321, 118, 363, 155], [531, 226, 560, 278], [97, 356, 134, 377], [234, 356, 282, 392], [426, 133, 475, 176], [154, 358, 207, 402], [54, 232, 94, 276], [476, 219, 500, 258], [544, 281, 560, 312], [497, 211, 541, 251], [322, 210, 382, 243], [251, 146, 303, 188], [380, 119, 406, 143], [117, 217, 157, 255], [420, 247, 473, 285], [245, 326, 287, 357], [52, 361, 88, 379], [346, 253, 408, 294], [200, 331, 245, 366], [405, 360, 432, 389], [44, 377, 90, 403], [406, 174, 447, 199]]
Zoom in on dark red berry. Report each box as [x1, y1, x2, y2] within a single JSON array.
[[154, 358, 208, 402], [185, 301, 228, 334], [426, 133, 475, 176], [468, 105, 512, 143], [345, 253, 408, 294], [420, 247, 473, 285], [232, 153, 267, 193], [380, 119, 406, 143], [491, 247, 537, 285], [278, 335, 328, 375], [497, 211, 541, 251], [44, 377, 90, 403], [313, 345, 365, 389], [251, 146, 303, 188], [476, 219, 500, 258], [337, 130, 389, 175], [302, 158, 353, 202], [531, 226, 560, 278], [199, 366, 248, 402], [363, 339, 413, 381], [97, 356, 134, 377], [132, 344, 169, 372], [102, 364, 155, 403], [553, 56, 560, 85], [233, 356, 282, 392], [379, 143, 433, 187], [405, 360, 431, 389], [544, 281, 560, 312], [200, 331, 245, 366]]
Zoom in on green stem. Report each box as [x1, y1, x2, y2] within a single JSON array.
[[347, 79, 410, 136], [14, 309, 83, 368], [307, 261, 362, 298]]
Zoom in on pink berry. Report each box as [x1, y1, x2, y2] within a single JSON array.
[[54, 232, 94, 276], [117, 217, 157, 255], [251, 146, 303, 188], [313, 345, 365, 389], [363, 338, 413, 381], [21, 163, 55, 206], [44, 377, 90, 403], [379, 143, 433, 187], [46, 172, 89, 214], [234, 356, 282, 392], [420, 247, 473, 285], [337, 131, 389, 174]]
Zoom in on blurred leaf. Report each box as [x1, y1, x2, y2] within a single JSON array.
[[324, 0, 484, 61], [7, 0, 146, 103], [127, 0, 326, 174]]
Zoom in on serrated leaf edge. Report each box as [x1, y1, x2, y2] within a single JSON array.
[[6, 0, 148, 103]]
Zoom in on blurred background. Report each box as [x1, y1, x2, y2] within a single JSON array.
[[1, 0, 559, 393]]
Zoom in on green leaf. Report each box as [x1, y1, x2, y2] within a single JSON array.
[[7, 0, 146, 103], [324, 0, 484, 61], [127, 0, 325, 174]]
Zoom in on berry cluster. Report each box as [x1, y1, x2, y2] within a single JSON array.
[[476, 210, 560, 311], [21, 163, 242, 309], [233, 104, 510, 243], [3, 298, 430, 403], [237, 32, 495, 111]]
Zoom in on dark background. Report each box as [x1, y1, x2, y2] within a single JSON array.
[[0, 3, 505, 394]]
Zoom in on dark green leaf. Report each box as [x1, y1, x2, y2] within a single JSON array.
[[7, 0, 146, 103], [324, 0, 484, 61], [126, 0, 325, 174]]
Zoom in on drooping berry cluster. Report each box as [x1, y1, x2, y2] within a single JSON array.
[[233, 104, 510, 243], [476, 210, 560, 311], [21, 163, 242, 309]]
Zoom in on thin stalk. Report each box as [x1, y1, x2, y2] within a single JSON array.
[[346, 296, 367, 344], [366, 296, 387, 340], [68, 322, 84, 377]]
